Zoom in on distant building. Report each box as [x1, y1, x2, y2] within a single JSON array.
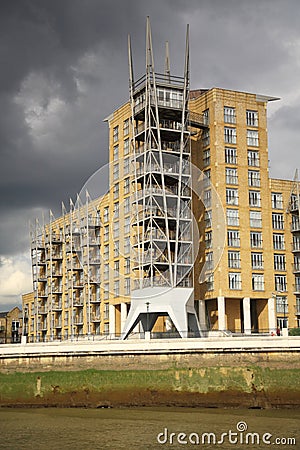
[[22, 19, 300, 342], [0, 306, 22, 344]]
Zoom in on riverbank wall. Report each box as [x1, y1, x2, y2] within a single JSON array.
[[1, 336, 300, 408]]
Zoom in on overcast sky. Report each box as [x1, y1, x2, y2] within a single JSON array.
[[1, 0, 300, 310]]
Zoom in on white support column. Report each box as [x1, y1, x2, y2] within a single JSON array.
[[198, 300, 207, 330], [120, 302, 127, 335], [109, 304, 116, 337], [243, 297, 251, 335], [217, 296, 226, 331], [268, 297, 276, 334]]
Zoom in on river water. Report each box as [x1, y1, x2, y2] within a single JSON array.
[[0, 407, 299, 449]]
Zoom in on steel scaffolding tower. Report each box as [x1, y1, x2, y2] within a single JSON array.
[[122, 18, 206, 338]]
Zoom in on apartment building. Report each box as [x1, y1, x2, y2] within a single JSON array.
[[22, 20, 299, 341]]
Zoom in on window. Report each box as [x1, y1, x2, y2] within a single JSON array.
[[229, 272, 241, 290], [226, 188, 238, 205], [293, 235, 300, 251], [204, 189, 211, 208], [247, 130, 259, 146], [275, 275, 287, 292], [250, 210, 262, 228], [104, 226, 109, 242], [202, 129, 210, 147], [113, 125, 119, 143], [103, 206, 109, 223], [203, 149, 210, 167], [225, 147, 237, 164], [252, 274, 264, 291], [226, 168, 238, 185], [124, 157, 130, 176], [103, 285, 109, 300], [273, 233, 285, 250], [114, 240, 119, 258], [276, 296, 288, 314], [205, 210, 212, 228], [103, 245, 109, 261], [207, 274, 214, 291], [249, 190, 261, 207], [125, 278, 131, 295], [227, 209, 239, 226], [227, 230, 240, 247], [246, 110, 258, 127], [271, 193, 283, 210], [294, 255, 300, 272], [203, 169, 211, 188], [125, 258, 130, 274], [114, 202, 119, 219], [124, 197, 130, 215], [114, 260, 119, 278], [292, 215, 300, 232], [251, 253, 263, 269], [250, 231, 262, 248], [205, 231, 212, 248], [206, 252, 213, 270], [224, 107, 236, 124], [104, 302, 109, 319], [228, 251, 240, 268], [248, 150, 259, 167], [248, 170, 260, 187], [123, 119, 129, 136], [113, 163, 119, 181], [124, 237, 130, 254], [272, 213, 284, 230], [124, 138, 130, 155], [114, 182, 119, 200], [224, 127, 236, 144], [124, 216, 130, 235], [203, 109, 209, 126], [274, 254, 286, 271], [113, 221, 119, 239], [113, 145, 119, 161], [124, 177, 130, 195], [104, 264, 109, 281]]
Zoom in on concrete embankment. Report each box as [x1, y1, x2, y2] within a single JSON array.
[[0, 336, 300, 408]]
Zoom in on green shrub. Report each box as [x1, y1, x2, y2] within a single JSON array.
[[288, 328, 300, 336]]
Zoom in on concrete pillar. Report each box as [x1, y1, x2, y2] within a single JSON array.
[[198, 300, 207, 330], [268, 297, 276, 334], [217, 296, 226, 331], [109, 304, 115, 337], [120, 302, 127, 335], [243, 297, 251, 335]]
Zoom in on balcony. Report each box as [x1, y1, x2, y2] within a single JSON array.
[[91, 315, 101, 322], [74, 316, 84, 326], [52, 302, 62, 311], [292, 243, 300, 252], [291, 222, 300, 232], [73, 299, 84, 307], [293, 284, 300, 294]]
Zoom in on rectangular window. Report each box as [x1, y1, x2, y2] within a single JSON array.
[[205, 231, 212, 248], [273, 233, 285, 250], [124, 177, 130, 195], [226, 188, 238, 205], [104, 226, 109, 242], [228, 230, 240, 247], [293, 235, 300, 252], [124, 138, 130, 155], [125, 257, 130, 274], [203, 149, 210, 167], [205, 210, 212, 228], [103, 206, 109, 223], [227, 209, 239, 226], [104, 302, 109, 319], [224, 127, 236, 144], [103, 245, 109, 261], [113, 221, 119, 239], [225, 147, 237, 164], [274, 254, 286, 271], [203, 109, 209, 126], [250, 210, 262, 228], [250, 231, 263, 248], [271, 193, 283, 210], [104, 264, 109, 281], [124, 216, 130, 235], [113, 163, 119, 181], [224, 107, 236, 124], [113, 125, 119, 143], [247, 130, 259, 146], [225, 167, 238, 185], [206, 251, 213, 270], [113, 145, 119, 161], [276, 296, 288, 314], [204, 189, 211, 208], [252, 274, 264, 291], [124, 197, 130, 215], [246, 110, 258, 127], [248, 150, 259, 167], [125, 278, 131, 295], [251, 252, 264, 269], [103, 285, 109, 300], [248, 170, 260, 187], [275, 275, 287, 292], [123, 119, 129, 136], [114, 202, 119, 219], [207, 274, 214, 291], [124, 237, 130, 255], [113, 182, 119, 200], [114, 240, 119, 258], [202, 129, 210, 147], [272, 213, 284, 230], [228, 251, 240, 268], [229, 272, 241, 290], [124, 157, 130, 176], [114, 260, 119, 278], [249, 190, 261, 207]]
